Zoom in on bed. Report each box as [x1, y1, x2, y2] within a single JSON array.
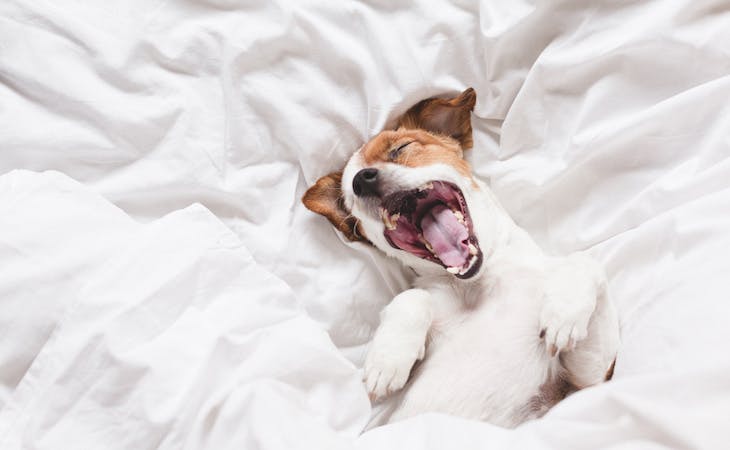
[[1, 0, 729, 448]]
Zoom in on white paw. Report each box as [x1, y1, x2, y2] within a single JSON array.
[[539, 253, 604, 357], [363, 342, 424, 401], [539, 296, 594, 357]]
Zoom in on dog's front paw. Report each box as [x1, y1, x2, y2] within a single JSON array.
[[540, 283, 596, 356], [363, 341, 424, 401], [539, 291, 596, 357], [539, 255, 602, 357]]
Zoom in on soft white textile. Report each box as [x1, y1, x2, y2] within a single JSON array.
[[1, 0, 729, 448]]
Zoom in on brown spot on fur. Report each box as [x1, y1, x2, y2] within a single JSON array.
[[359, 88, 477, 180], [527, 376, 578, 419], [604, 358, 616, 381], [397, 87, 476, 149], [361, 129, 473, 179], [302, 171, 369, 243]]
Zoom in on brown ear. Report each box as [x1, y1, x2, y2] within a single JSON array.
[[302, 171, 368, 243], [397, 88, 476, 149]]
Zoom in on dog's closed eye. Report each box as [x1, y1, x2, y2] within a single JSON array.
[[388, 141, 413, 161]]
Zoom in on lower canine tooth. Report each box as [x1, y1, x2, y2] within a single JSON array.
[[468, 243, 478, 255], [381, 210, 396, 230], [446, 267, 460, 274], [424, 240, 434, 253], [385, 213, 399, 230]]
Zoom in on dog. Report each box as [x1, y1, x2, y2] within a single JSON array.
[[302, 88, 619, 428]]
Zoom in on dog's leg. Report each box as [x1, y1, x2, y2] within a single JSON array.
[[540, 253, 620, 387], [364, 288, 432, 401], [559, 275, 620, 387]]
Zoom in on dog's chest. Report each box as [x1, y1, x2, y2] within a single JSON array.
[[400, 267, 552, 426], [428, 263, 545, 337]]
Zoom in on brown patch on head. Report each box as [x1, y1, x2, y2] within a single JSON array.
[[397, 87, 476, 149], [359, 88, 477, 180], [361, 129, 473, 179], [302, 172, 369, 243]]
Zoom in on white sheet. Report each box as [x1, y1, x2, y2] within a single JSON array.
[[2, 0, 730, 448], [0, 171, 367, 449]]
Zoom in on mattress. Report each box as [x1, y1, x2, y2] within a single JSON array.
[[1, 0, 729, 448]]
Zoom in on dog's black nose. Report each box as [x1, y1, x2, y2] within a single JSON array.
[[352, 168, 379, 197]]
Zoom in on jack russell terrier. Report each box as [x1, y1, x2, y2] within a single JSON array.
[[302, 88, 619, 428]]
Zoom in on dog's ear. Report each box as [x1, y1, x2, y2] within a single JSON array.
[[397, 87, 476, 149], [302, 171, 368, 243]]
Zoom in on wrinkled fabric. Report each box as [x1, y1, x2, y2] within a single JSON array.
[[1, 0, 730, 448], [0, 171, 366, 450]]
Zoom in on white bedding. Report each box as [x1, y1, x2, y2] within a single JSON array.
[[1, 0, 729, 448]]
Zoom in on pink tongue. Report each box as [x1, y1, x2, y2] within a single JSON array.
[[420, 204, 469, 268]]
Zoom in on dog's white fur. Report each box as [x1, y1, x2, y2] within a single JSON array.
[[341, 155, 620, 427]]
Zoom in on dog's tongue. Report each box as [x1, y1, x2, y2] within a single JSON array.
[[420, 204, 469, 268]]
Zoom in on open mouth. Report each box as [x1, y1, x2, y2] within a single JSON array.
[[380, 181, 482, 279]]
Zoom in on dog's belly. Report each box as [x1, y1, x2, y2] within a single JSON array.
[[391, 287, 554, 427]]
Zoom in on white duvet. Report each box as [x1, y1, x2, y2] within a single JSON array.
[[1, 0, 729, 448]]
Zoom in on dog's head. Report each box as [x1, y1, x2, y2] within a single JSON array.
[[303, 88, 485, 279]]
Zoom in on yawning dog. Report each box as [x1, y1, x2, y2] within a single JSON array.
[[302, 88, 619, 427]]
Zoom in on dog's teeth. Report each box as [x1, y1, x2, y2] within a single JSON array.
[[380, 209, 399, 230], [420, 182, 434, 191], [468, 243, 478, 255], [453, 211, 464, 223], [423, 240, 435, 253], [420, 237, 438, 256], [446, 267, 460, 274], [465, 255, 478, 270], [381, 210, 397, 230]]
